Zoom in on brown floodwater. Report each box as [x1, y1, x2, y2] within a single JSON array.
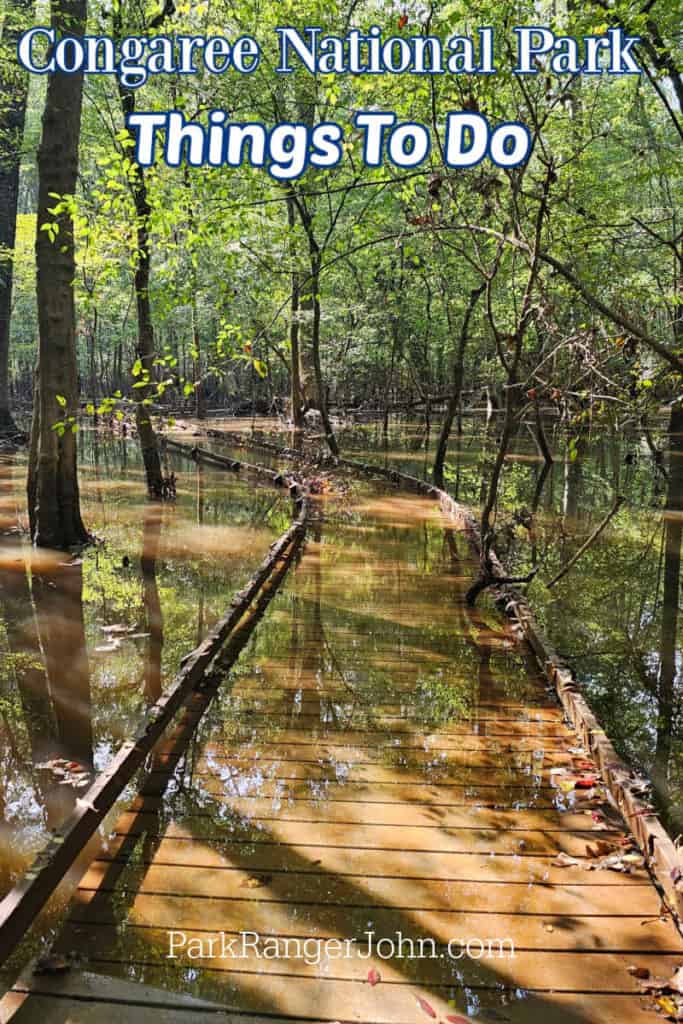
[[184, 413, 682, 839], [0, 436, 289, 982], [6, 463, 681, 1023], [0, 422, 681, 1020]]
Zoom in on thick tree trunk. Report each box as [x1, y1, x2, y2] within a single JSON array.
[[27, 0, 89, 549], [0, 0, 30, 437]]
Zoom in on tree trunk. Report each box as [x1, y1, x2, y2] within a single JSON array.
[[652, 405, 683, 812], [27, 0, 89, 549], [309, 247, 339, 456], [286, 197, 304, 430], [0, 0, 30, 437], [191, 293, 206, 420], [433, 284, 484, 489], [298, 255, 320, 410], [117, 82, 164, 496]]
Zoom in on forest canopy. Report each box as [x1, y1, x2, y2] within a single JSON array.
[[0, 0, 680, 540]]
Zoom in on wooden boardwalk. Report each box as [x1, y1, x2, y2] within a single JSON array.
[[3, 487, 681, 1023]]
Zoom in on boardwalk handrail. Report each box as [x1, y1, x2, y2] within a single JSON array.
[[0, 450, 309, 968], [201, 425, 683, 926]]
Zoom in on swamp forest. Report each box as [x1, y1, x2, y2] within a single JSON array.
[[0, 0, 681, 1022]]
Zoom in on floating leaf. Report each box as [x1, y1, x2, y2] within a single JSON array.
[[655, 995, 678, 1017], [416, 996, 436, 1018]]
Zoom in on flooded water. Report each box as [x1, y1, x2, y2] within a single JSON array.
[[0, 437, 288, 980], [14, 475, 681, 1024], [184, 413, 683, 839], [0, 419, 681, 1017]]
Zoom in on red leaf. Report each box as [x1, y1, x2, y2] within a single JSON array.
[[416, 997, 437, 1018], [575, 777, 597, 789], [367, 969, 381, 986], [445, 1017, 469, 1024], [398, 14, 408, 28]]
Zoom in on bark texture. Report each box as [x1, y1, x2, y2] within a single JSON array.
[[27, 0, 89, 548], [0, 0, 31, 434], [116, 68, 163, 496], [433, 284, 484, 489]]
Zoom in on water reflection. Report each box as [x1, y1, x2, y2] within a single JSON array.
[[33, 478, 681, 1024], [141, 506, 163, 707], [0, 437, 288, 912], [216, 413, 681, 835]]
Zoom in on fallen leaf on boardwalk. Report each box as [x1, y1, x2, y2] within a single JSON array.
[[669, 968, 683, 994], [34, 955, 70, 975], [367, 969, 381, 986], [241, 874, 271, 888], [416, 996, 437, 1018], [445, 1016, 469, 1023], [552, 852, 581, 867], [557, 779, 575, 793], [575, 777, 597, 789], [655, 995, 678, 1018], [638, 976, 670, 992], [594, 852, 645, 873], [628, 965, 650, 979], [585, 839, 615, 858]]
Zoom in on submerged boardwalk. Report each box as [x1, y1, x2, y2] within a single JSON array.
[[3, 482, 682, 1023]]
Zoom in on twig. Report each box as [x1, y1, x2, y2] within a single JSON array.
[[546, 495, 625, 589]]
